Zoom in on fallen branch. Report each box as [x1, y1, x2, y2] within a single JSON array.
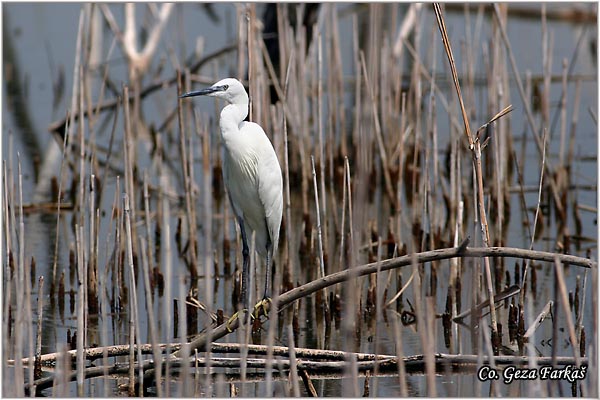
[[25, 351, 589, 394], [10, 341, 394, 367]]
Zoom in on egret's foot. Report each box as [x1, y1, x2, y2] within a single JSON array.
[[253, 297, 272, 319], [226, 309, 254, 332]]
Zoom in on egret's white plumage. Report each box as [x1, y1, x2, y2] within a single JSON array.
[[180, 78, 283, 307]]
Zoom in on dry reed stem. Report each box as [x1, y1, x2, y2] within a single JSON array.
[[35, 276, 44, 358], [176, 72, 198, 278], [519, 130, 548, 311], [246, 4, 254, 122], [258, 38, 291, 123], [316, 32, 330, 273], [16, 154, 35, 396], [88, 175, 98, 313], [76, 55, 92, 368], [385, 268, 416, 309], [338, 156, 348, 273], [575, 269, 588, 341], [523, 300, 553, 340], [2, 161, 14, 394], [359, 51, 397, 210], [392, 4, 421, 58], [433, 4, 472, 145], [453, 284, 520, 323], [371, 239, 384, 395], [401, 37, 464, 134], [434, 2, 501, 351], [92, 36, 118, 122], [98, 213, 112, 396], [122, 85, 138, 259], [123, 194, 144, 395], [195, 104, 215, 395], [345, 158, 354, 268], [77, 64, 86, 227], [176, 275, 190, 396], [559, 58, 568, 166], [159, 161, 172, 397], [264, 49, 296, 397], [567, 79, 583, 168], [138, 236, 162, 397], [391, 311, 408, 396], [15, 155, 28, 397], [142, 173, 155, 276], [51, 114, 71, 293], [491, 4, 566, 220], [310, 156, 328, 311], [282, 49, 295, 285], [450, 200, 464, 350], [75, 224, 85, 396], [553, 258, 583, 368], [113, 177, 122, 312]]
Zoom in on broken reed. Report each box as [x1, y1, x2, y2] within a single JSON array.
[[3, 3, 596, 397]]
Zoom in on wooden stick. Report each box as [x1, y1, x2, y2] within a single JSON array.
[[25, 352, 589, 394]]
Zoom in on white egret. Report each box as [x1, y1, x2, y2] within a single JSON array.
[[180, 78, 283, 318]]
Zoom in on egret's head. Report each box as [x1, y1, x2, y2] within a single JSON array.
[[179, 78, 248, 104]]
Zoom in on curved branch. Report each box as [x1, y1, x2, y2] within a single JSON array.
[[176, 243, 595, 356]]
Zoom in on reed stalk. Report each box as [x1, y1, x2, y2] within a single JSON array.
[[75, 224, 85, 396], [176, 71, 198, 279], [123, 194, 144, 395], [311, 156, 329, 315], [434, 2, 501, 352], [139, 236, 162, 396], [160, 164, 173, 397], [13, 155, 25, 397]]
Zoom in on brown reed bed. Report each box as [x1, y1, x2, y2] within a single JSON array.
[[2, 2, 597, 397]]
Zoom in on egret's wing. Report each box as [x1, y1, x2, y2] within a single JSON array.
[[253, 127, 283, 253]]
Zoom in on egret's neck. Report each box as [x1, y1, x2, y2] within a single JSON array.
[[220, 103, 248, 136]]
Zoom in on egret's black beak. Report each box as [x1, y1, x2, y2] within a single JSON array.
[[179, 85, 227, 98]]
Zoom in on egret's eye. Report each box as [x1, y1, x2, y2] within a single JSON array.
[[223, 84, 229, 90]]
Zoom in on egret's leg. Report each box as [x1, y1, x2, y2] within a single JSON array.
[[253, 239, 273, 319], [237, 216, 250, 310], [263, 240, 273, 300], [226, 217, 252, 330]]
